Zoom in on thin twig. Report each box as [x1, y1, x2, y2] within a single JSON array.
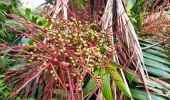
[[142, 39, 167, 50]]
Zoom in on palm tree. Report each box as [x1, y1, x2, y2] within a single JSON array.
[[41, 0, 170, 99], [41, 0, 151, 99], [1, 0, 169, 99]]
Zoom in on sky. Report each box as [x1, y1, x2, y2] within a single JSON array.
[[22, 0, 45, 8]]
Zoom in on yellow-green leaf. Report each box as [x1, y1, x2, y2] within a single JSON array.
[[109, 69, 132, 99], [102, 73, 113, 100]]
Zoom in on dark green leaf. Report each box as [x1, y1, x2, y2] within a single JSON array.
[[99, 46, 106, 54], [144, 49, 168, 58], [25, 8, 31, 17], [125, 71, 141, 83], [146, 66, 170, 78], [83, 70, 98, 97], [0, 11, 7, 20], [143, 52, 170, 65], [131, 89, 167, 100], [144, 58, 170, 73]]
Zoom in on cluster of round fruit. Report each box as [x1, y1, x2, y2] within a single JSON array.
[[27, 18, 113, 90]]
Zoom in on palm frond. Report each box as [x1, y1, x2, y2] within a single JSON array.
[[101, 0, 150, 99], [43, 0, 69, 19], [130, 39, 170, 99]]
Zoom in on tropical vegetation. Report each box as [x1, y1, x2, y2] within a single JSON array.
[[0, 0, 169, 100]]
